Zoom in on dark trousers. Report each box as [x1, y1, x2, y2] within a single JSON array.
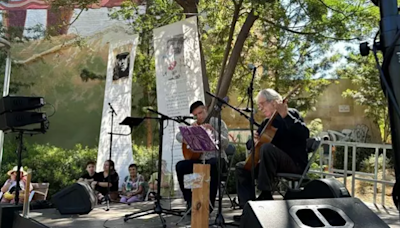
[[235, 143, 303, 208], [176, 158, 221, 207]]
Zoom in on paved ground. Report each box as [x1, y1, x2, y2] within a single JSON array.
[[28, 197, 400, 228]]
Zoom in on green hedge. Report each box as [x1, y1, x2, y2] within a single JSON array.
[[0, 141, 97, 198], [0, 140, 160, 199], [0, 139, 249, 199]]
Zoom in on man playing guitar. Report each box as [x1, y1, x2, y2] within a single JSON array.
[[234, 88, 309, 220], [175, 100, 229, 212]]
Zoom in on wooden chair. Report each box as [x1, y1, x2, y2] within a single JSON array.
[[29, 183, 50, 201]]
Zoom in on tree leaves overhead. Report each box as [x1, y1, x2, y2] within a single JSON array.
[[26, 0, 380, 116], [339, 50, 390, 142]]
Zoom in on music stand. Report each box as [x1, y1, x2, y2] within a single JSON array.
[[121, 112, 184, 228]]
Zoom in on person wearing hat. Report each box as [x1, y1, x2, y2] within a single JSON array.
[[1, 166, 32, 204]]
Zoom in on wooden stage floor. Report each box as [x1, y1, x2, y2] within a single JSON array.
[[27, 197, 400, 228]]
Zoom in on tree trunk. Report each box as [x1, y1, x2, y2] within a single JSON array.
[[145, 89, 153, 148], [174, 0, 199, 14], [215, 0, 243, 101], [208, 10, 258, 112]]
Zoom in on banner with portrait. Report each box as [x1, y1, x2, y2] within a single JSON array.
[[97, 36, 139, 188], [153, 17, 206, 196]]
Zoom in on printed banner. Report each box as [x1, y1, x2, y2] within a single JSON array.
[[154, 16, 205, 196], [97, 36, 139, 188]]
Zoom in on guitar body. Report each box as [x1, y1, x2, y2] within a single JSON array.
[[244, 126, 277, 170], [182, 143, 202, 160]]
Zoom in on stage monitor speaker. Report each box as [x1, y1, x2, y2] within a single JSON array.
[[285, 179, 351, 200], [0, 204, 23, 228], [240, 198, 389, 228], [13, 213, 49, 228], [52, 181, 96, 215]]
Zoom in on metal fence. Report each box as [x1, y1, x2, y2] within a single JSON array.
[[227, 129, 395, 207], [309, 141, 394, 207]]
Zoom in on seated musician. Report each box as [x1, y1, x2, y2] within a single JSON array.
[[176, 100, 229, 211], [235, 88, 309, 212], [91, 160, 119, 203]]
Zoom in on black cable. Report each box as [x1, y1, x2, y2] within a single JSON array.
[[103, 219, 113, 228], [45, 103, 56, 118]]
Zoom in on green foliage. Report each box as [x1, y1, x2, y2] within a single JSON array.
[[104, 0, 378, 116], [360, 153, 390, 173], [0, 139, 97, 198], [307, 118, 324, 137], [131, 145, 159, 180], [0, 138, 163, 198], [340, 52, 389, 143]]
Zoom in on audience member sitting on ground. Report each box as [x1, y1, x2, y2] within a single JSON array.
[[148, 160, 173, 200], [91, 160, 119, 203], [78, 161, 96, 183], [1, 166, 33, 204], [120, 164, 145, 204]]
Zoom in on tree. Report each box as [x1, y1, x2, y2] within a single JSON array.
[[339, 51, 390, 142], [189, 0, 379, 114]]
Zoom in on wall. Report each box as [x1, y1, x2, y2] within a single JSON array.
[[304, 79, 381, 142]]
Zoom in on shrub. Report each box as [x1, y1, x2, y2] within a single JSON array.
[[131, 145, 159, 181], [0, 141, 97, 198], [360, 153, 390, 173]]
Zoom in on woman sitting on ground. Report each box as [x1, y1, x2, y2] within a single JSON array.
[[91, 160, 119, 203], [1, 166, 33, 204], [120, 164, 145, 204]]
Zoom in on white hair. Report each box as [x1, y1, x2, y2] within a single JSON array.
[[257, 89, 282, 102]]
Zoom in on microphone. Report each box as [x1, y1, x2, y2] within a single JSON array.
[[223, 96, 229, 103], [108, 103, 117, 116], [175, 116, 195, 120], [247, 64, 257, 70], [240, 108, 256, 113]]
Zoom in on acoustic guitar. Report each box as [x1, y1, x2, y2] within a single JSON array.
[[243, 85, 301, 170]]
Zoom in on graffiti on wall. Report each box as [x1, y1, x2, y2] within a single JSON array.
[[320, 124, 370, 143]]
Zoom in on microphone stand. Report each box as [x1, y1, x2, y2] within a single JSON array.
[[104, 103, 117, 211], [248, 66, 257, 200], [206, 91, 259, 227], [123, 110, 184, 227]]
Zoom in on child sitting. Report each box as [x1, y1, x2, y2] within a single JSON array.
[[120, 164, 144, 204], [78, 161, 96, 183]]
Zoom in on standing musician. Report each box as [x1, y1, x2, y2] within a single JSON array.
[[235, 88, 310, 211], [175, 101, 229, 211]]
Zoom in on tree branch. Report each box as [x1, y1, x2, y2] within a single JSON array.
[[68, 8, 84, 26], [260, 18, 360, 41], [215, 0, 243, 95]]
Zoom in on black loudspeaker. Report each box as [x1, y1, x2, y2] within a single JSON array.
[[13, 213, 49, 228], [52, 182, 96, 215], [285, 179, 351, 200], [0, 204, 23, 228], [240, 198, 389, 228]]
